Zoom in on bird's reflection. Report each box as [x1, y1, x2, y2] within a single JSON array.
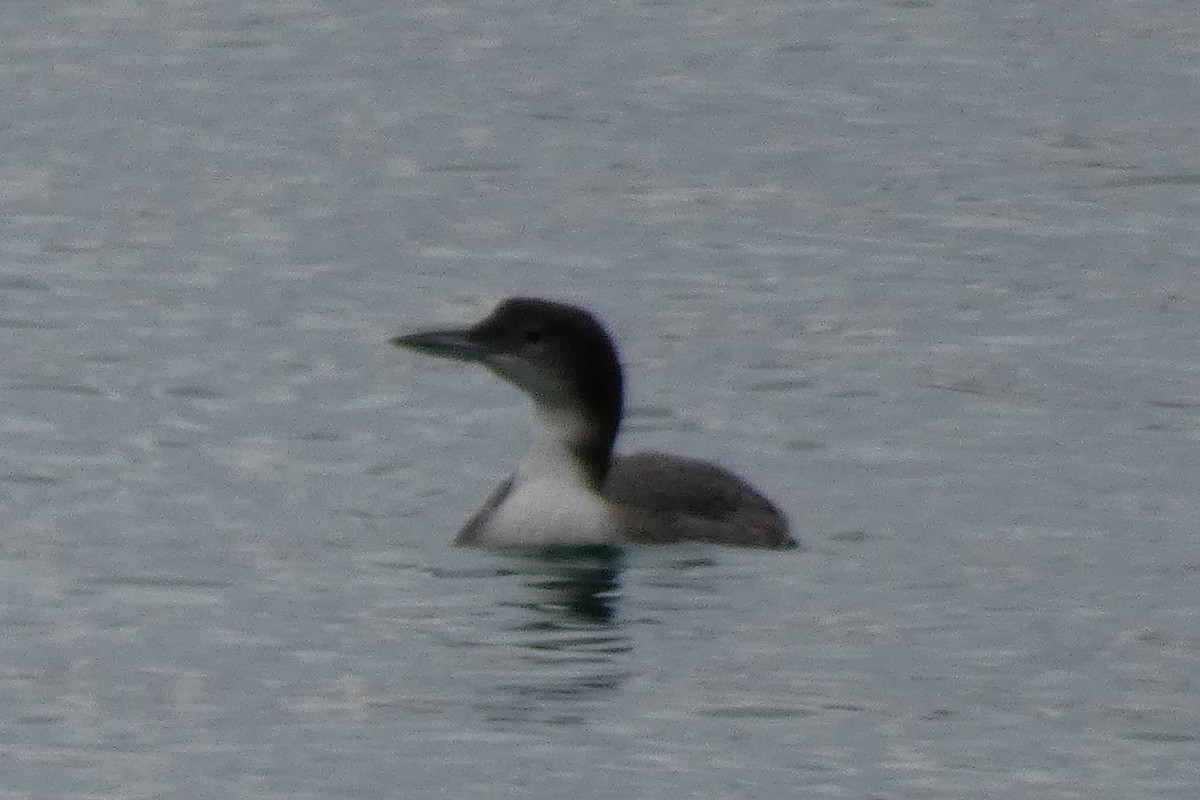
[[508, 544, 625, 622], [463, 545, 631, 725]]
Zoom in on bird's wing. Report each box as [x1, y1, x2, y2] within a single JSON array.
[[603, 451, 795, 549]]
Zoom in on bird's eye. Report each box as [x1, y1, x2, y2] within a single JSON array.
[[522, 328, 542, 343]]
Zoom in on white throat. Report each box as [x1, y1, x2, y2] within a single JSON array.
[[481, 403, 618, 546], [515, 404, 594, 485]]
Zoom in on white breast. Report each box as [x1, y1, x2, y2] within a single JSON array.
[[478, 477, 619, 546]]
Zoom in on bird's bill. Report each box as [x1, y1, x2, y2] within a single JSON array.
[[390, 328, 490, 363]]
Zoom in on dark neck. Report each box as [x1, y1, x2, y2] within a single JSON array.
[[578, 369, 623, 487], [572, 409, 620, 489], [564, 352, 623, 488]]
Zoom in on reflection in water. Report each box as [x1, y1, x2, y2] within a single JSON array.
[[473, 546, 632, 725], [511, 545, 626, 623]]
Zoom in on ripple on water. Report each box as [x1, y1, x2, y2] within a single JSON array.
[[79, 575, 233, 607]]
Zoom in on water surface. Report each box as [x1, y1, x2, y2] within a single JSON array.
[[2, 1, 1199, 797]]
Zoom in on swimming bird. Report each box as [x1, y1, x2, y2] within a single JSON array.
[[391, 298, 795, 550]]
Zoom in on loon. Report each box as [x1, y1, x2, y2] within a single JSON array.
[[391, 298, 795, 550]]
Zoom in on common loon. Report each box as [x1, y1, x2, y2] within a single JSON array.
[[391, 298, 795, 550]]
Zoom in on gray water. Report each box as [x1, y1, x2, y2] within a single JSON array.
[[3, 1, 1199, 797]]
